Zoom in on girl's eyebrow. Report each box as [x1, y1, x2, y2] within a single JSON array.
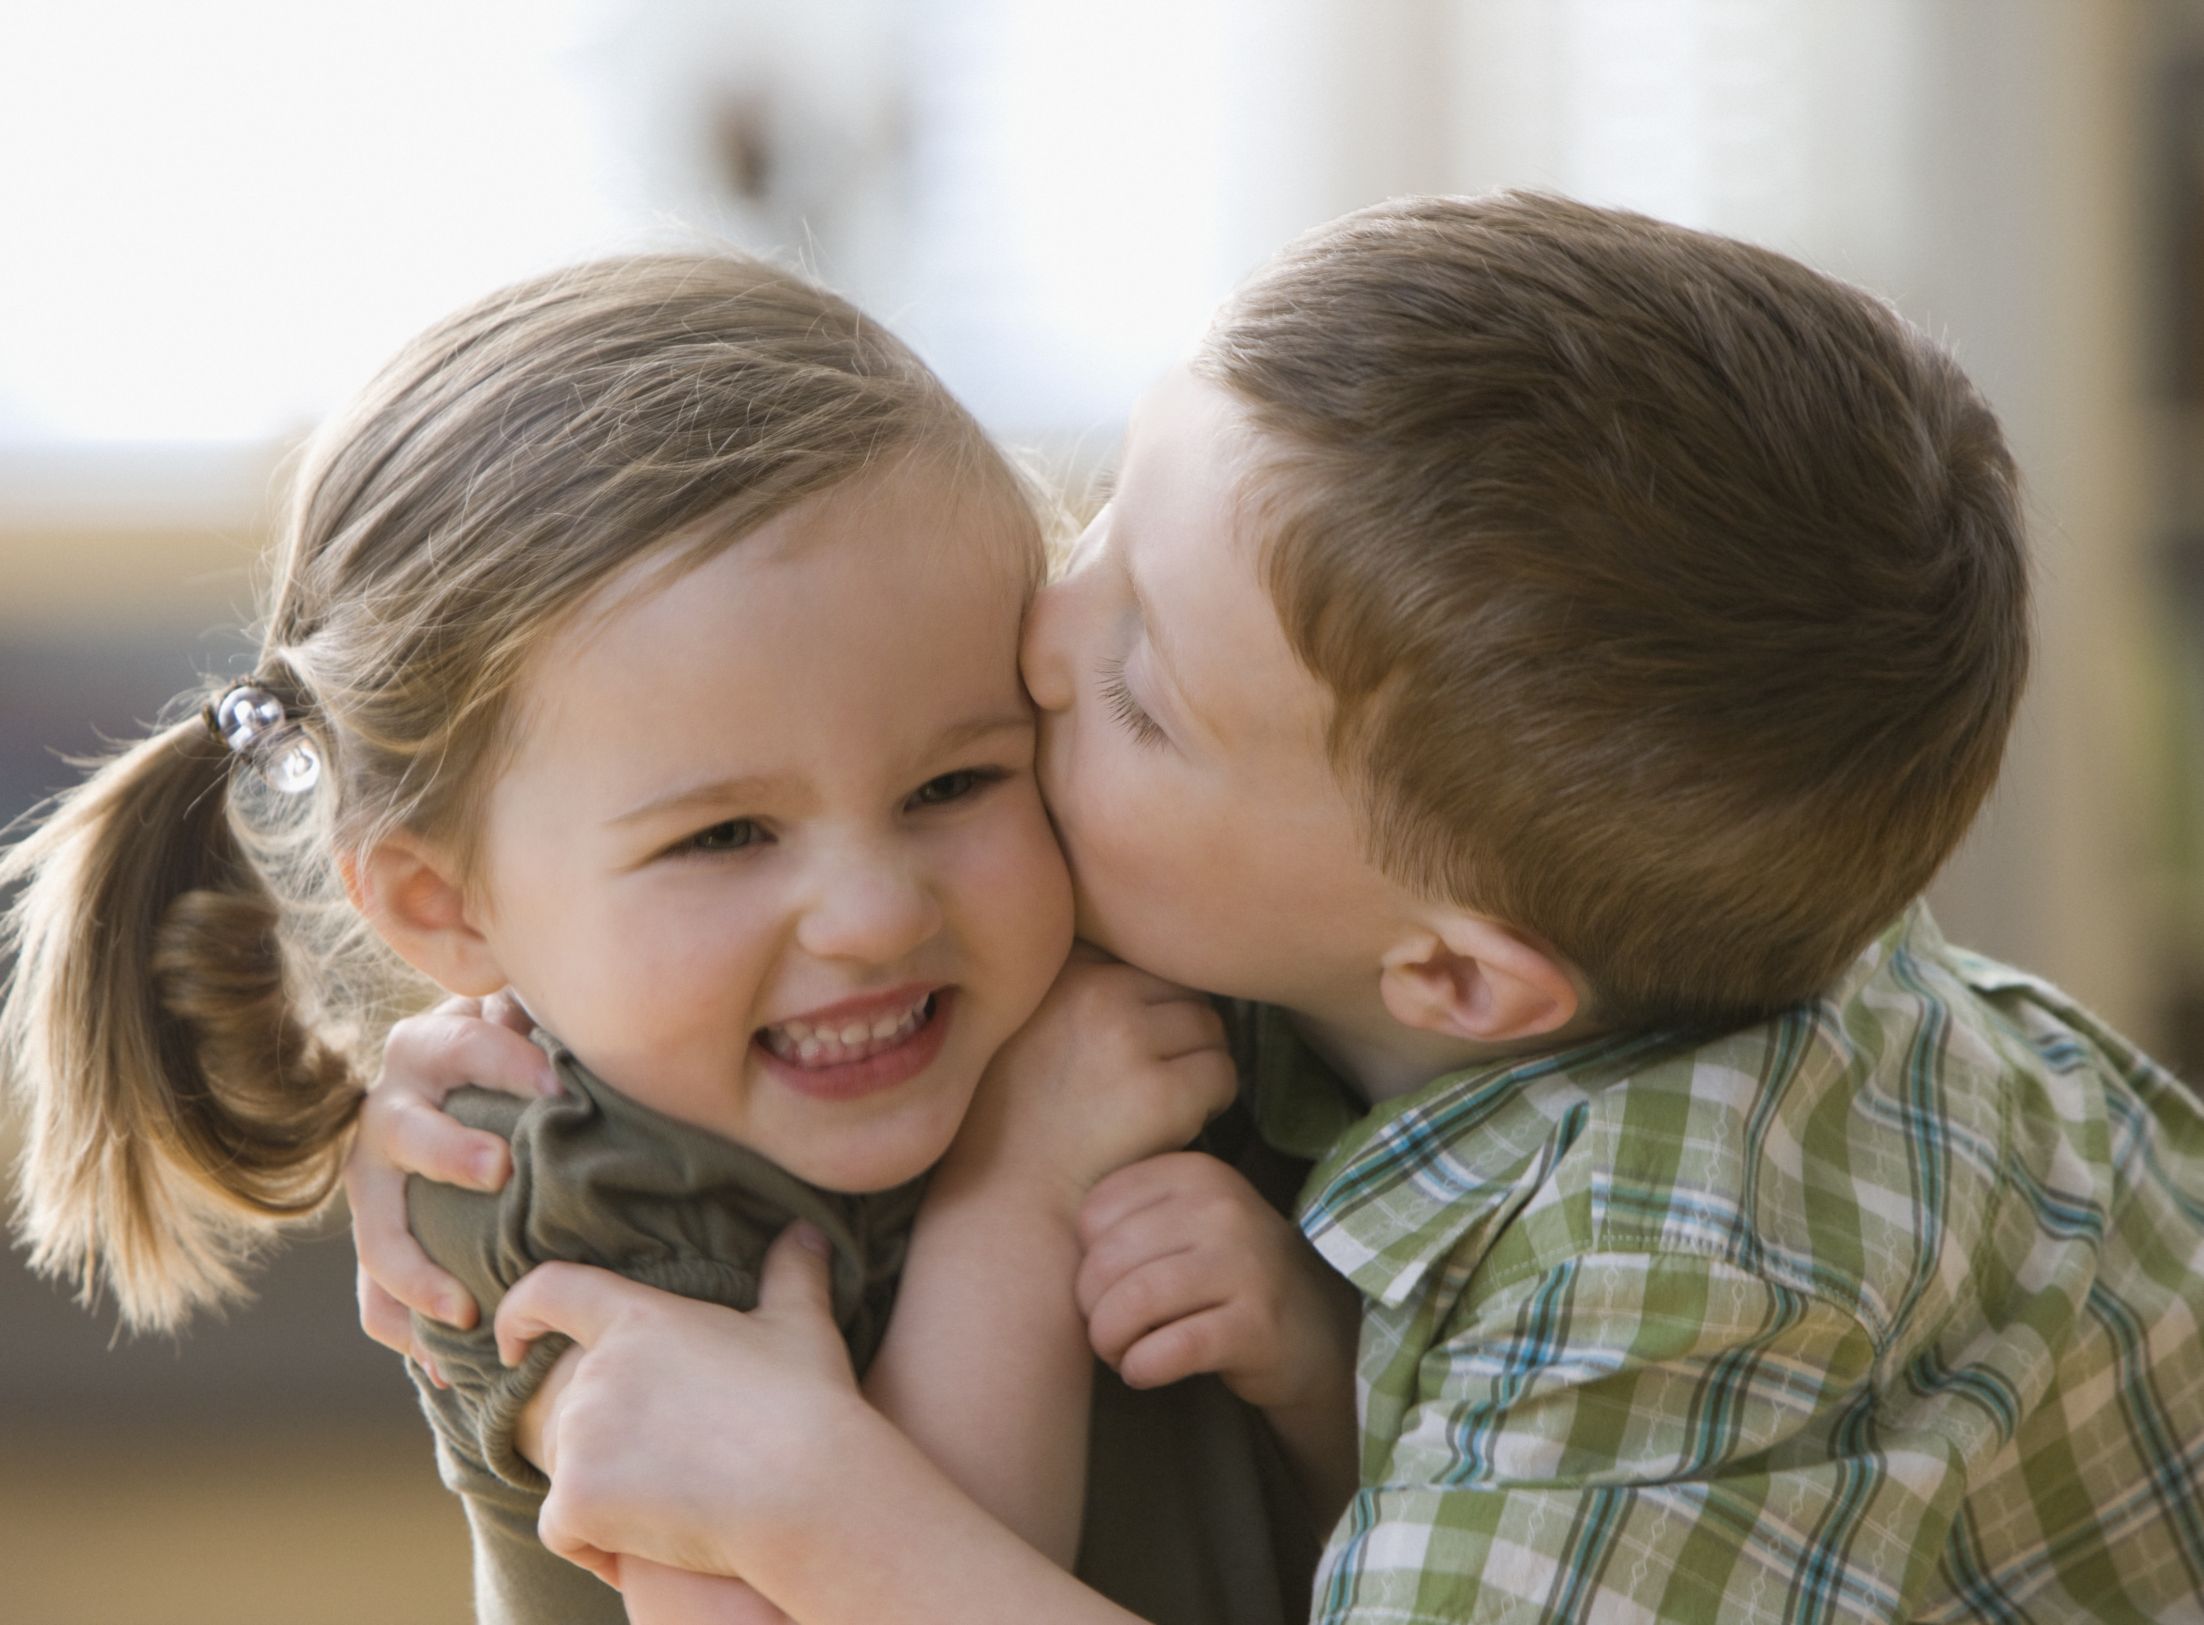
[[929, 711, 1038, 756], [606, 713, 1032, 828], [609, 773, 795, 828]]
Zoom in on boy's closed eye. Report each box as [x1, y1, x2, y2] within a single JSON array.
[[1098, 655, 1167, 748]]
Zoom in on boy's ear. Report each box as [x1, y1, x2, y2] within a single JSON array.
[[343, 835, 508, 998], [1378, 912, 1580, 1045]]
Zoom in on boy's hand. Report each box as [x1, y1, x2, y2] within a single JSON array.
[[947, 947, 1238, 1214], [1075, 1152, 1359, 1414], [343, 990, 560, 1360], [1077, 1151, 1364, 1522]]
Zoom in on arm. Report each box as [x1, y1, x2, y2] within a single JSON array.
[[1075, 1152, 1361, 1528], [860, 953, 1239, 1566], [498, 1234, 1159, 1625], [515, 1355, 794, 1625]]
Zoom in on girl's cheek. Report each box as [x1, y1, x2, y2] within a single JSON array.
[[954, 797, 1070, 923]]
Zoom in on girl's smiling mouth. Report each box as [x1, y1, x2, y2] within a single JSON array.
[[754, 986, 951, 1100]]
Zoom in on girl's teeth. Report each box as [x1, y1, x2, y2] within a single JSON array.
[[765, 994, 933, 1069]]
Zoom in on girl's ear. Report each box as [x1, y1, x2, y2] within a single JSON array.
[[1377, 912, 1580, 1045], [344, 835, 507, 997]]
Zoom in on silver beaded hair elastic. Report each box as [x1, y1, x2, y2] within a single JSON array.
[[205, 682, 323, 794]]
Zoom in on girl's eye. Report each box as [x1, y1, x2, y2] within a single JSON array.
[[680, 818, 764, 855], [1098, 656, 1166, 747], [907, 768, 1005, 810]]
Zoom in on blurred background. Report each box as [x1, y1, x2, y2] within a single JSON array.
[[3, 1, 2201, 1619]]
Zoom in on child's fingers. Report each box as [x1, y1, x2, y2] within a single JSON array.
[[345, 1151, 480, 1327], [533, 1503, 624, 1591], [756, 1222, 835, 1322], [1055, 940, 1195, 1005], [1163, 1047, 1239, 1127], [356, 1268, 423, 1358], [494, 1261, 650, 1366], [1140, 997, 1228, 1063], [1074, 1194, 1202, 1317], [1079, 1153, 1201, 1244], [1126, 972, 1216, 1012], [1119, 1305, 1239, 1390], [1086, 1252, 1228, 1368], [360, 1085, 514, 1189], [377, 1005, 560, 1104], [479, 987, 538, 1035]]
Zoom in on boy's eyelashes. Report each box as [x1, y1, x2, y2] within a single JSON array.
[[1097, 655, 1167, 748], [657, 766, 1014, 861]]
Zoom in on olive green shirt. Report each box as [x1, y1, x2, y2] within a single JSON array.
[[407, 1036, 1318, 1625], [408, 1038, 925, 1623]]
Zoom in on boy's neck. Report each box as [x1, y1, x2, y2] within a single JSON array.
[[1290, 1005, 1612, 1105]]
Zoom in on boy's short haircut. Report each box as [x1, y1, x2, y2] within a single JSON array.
[[1198, 193, 2029, 1028]]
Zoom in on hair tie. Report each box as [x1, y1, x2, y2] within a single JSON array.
[[205, 683, 322, 794]]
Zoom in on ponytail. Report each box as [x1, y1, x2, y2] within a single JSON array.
[[5, 251, 1027, 1333], [0, 703, 363, 1333]]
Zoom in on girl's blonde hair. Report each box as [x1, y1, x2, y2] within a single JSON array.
[[1, 253, 1031, 1332]]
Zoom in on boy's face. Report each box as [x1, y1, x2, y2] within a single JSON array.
[[1021, 367, 1409, 1029], [466, 460, 1073, 1193]]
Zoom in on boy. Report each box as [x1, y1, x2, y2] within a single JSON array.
[[364, 195, 2204, 1621]]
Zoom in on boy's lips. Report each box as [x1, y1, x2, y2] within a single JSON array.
[[754, 986, 951, 1102]]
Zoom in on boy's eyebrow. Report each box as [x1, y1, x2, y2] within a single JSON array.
[[606, 713, 1033, 827]]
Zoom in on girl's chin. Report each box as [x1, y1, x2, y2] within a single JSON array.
[[774, 1089, 975, 1196]]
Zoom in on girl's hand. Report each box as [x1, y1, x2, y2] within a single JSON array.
[[344, 990, 560, 1359], [493, 1224, 866, 1591], [949, 946, 1238, 1216]]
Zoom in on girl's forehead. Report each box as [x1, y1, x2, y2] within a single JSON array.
[[498, 474, 1033, 800], [559, 457, 1037, 653]]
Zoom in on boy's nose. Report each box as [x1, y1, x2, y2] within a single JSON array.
[[1019, 579, 1076, 714], [795, 853, 945, 966], [1021, 508, 1107, 714]]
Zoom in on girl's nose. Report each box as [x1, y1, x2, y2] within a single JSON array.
[[795, 851, 945, 966]]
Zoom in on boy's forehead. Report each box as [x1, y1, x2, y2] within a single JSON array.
[[1116, 367, 1329, 752]]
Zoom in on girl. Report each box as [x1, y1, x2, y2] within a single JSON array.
[[0, 254, 1272, 1622]]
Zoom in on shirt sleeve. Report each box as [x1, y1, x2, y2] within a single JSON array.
[[1314, 1250, 1958, 1625]]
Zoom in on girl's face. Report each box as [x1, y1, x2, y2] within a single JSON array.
[[468, 457, 1073, 1193]]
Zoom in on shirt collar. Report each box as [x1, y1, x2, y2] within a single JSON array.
[[1249, 904, 1933, 1306]]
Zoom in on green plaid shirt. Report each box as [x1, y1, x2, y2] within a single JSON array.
[[1250, 904, 2204, 1623]]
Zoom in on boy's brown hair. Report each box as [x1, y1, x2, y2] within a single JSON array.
[[1198, 193, 2028, 1028]]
